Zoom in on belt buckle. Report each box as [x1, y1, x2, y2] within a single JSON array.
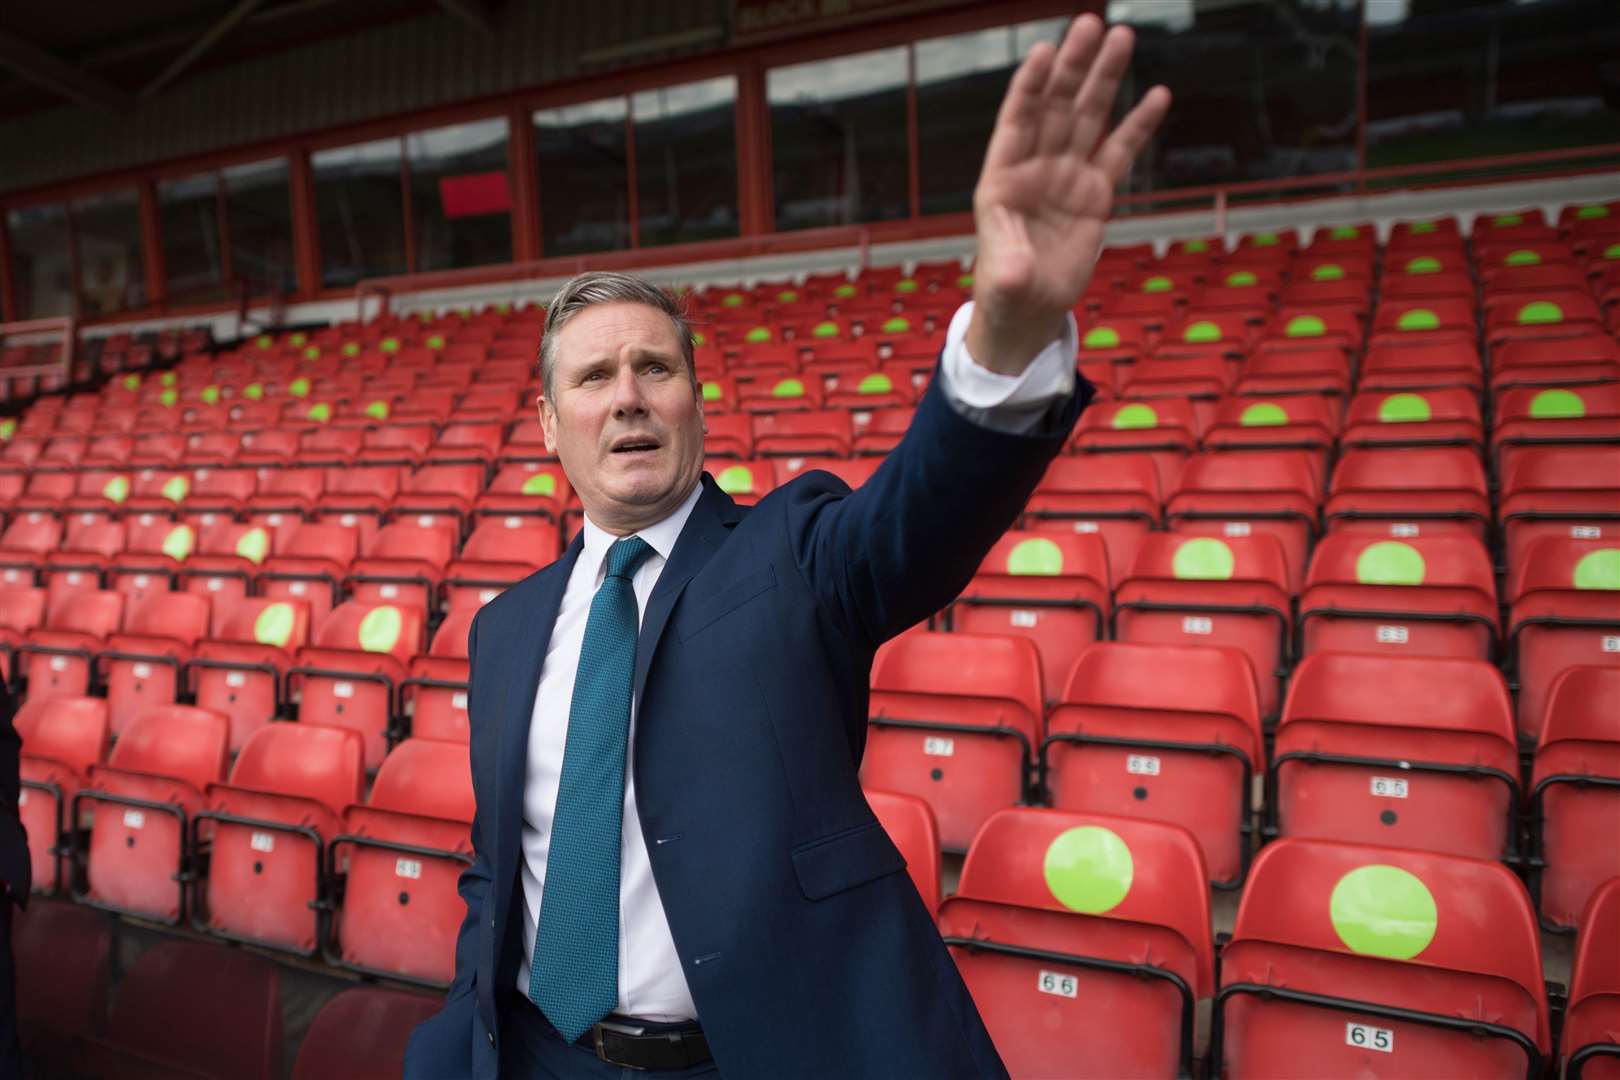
[[592, 1018, 650, 1071]]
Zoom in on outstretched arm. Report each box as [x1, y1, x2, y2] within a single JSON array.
[[965, 15, 1170, 374]]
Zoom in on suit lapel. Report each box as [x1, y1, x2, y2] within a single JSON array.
[[633, 476, 738, 704]]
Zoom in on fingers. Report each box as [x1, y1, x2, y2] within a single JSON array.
[[1094, 84, 1173, 186], [1036, 16, 1105, 157], [1068, 23, 1140, 163], [982, 39, 1057, 170]]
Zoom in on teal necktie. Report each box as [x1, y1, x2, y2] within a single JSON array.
[[529, 535, 656, 1042]]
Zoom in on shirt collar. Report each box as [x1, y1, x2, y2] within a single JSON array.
[[578, 479, 703, 582]]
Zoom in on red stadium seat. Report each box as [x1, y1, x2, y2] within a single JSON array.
[[705, 458, 779, 506], [1299, 535, 1497, 664], [345, 520, 457, 611], [864, 632, 1044, 852], [1215, 838, 1549, 1077], [1043, 642, 1263, 887], [1562, 876, 1620, 1079], [947, 531, 1110, 704], [197, 723, 365, 954], [0, 511, 62, 586], [290, 988, 442, 1080], [1271, 653, 1519, 862], [96, 591, 211, 735], [752, 409, 853, 458], [1529, 666, 1620, 930], [1023, 454, 1162, 577], [1507, 538, 1620, 743], [1166, 451, 1319, 592], [17, 589, 125, 702], [1358, 337, 1483, 394], [701, 411, 754, 458], [473, 461, 571, 524], [1498, 446, 1620, 569], [1490, 333, 1620, 394], [0, 584, 46, 679], [863, 788, 940, 917], [1340, 388, 1484, 453], [187, 597, 312, 752], [852, 406, 915, 455], [290, 600, 424, 767], [1069, 398, 1198, 494], [177, 521, 276, 614], [13, 899, 111, 1074], [78, 705, 229, 923], [1113, 533, 1292, 718], [938, 808, 1213, 1079], [17, 697, 109, 895], [1324, 447, 1491, 544], [402, 608, 475, 742], [253, 522, 359, 627], [1202, 395, 1338, 464]]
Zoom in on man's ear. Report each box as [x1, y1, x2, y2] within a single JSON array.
[[695, 380, 707, 435], [538, 392, 558, 453]]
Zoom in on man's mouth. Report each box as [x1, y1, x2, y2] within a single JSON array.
[[611, 438, 660, 456]]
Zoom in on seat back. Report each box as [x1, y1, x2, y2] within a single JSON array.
[[1537, 664, 1620, 751], [1306, 534, 1496, 602], [228, 723, 366, 817], [215, 597, 312, 650], [1281, 651, 1516, 749], [290, 988, 442, 1080], [871, 631, 1044, 727], [366, 738, 474, 822], [865, 787, 941, 915], [123, 592, 212, 644], [1565, 877, 1620, 1073], [457, 521, 554, 566], [106, 706, 230, 792], [17, 697, 110, 771], [428, 608, 477, 659], [313, 601, 425, 662], [45, 588, 125, 635], [279, 523, 359, 563], [362, 522, 456, 566]]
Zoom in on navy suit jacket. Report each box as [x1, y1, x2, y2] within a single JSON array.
[[406, 367, 1089, 1079]]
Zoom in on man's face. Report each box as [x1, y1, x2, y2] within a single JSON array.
[[540, 302, 706, 535]]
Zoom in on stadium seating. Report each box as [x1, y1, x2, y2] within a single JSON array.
[[1507, 537, 1620, 742], [1562, 876, 1620, 1079], [1530, 666, 1620, 930], [865, 787, 941, 916], [186, 596, 313, 752], [13, 899, 112, 1074], [289, 600, 426, 767], [17, 696, 109, 895]]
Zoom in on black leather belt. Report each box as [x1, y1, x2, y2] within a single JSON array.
[[574, 1015, 712, 1071]]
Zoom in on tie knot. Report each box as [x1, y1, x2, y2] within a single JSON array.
[[604, 535, 654, 581]]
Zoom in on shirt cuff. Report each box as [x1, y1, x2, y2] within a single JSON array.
[[937, 300, 1079, 435]]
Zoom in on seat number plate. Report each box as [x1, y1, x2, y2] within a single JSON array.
[[1389, 524, 1419, 538], [1572, 526, 1601, 539], [1604, 636, 1620, 654], [334, 682, 354, 699], [1223, 522, 1251, 537], [1182, 616, 1213, 635], [1010, 610, 1037, 628], [250, 831, 275, 853], [923, 737, 955, 757], [1037, 971, 1077, 998], [396, 858, 422, 880], [1072, 521, 1099, 533], [1376, 625, 1408, 644], [1370, 776, 1409, 799], [1346, 1022, 1393, 1053], [123, 809, 145, 829], [1127, 754, 1160, 776], [453, 692, 468, 710]]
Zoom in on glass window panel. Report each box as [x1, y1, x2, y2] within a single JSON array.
[[159, 172, 225, 304], [224, 158, 296, 295], [534, 98, 630, 256], [915, 19, 1068, 215], [633, 77, 740, 247], [313, 138, 406, 288], [5, 203, 73, 320], [768, 47, 910, 230], [407, 117, 512, 273], [1365, 0, 1620, 170], [74, 189, 146, 316]]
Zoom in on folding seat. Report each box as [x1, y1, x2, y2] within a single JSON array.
[[1486, 292, 1604, 349], [309, 464, 405, 546], [291, 987, 442, 1080], [290, 600, 425, 767], [1482, 262, 1588, 304], [706, 458, 778, 506], [326, 738, 475, 984], [1507, 537, 1620, 743], [738, 372, 825, 413], [16, 589, 125, 701], [1324, 447, 1491, 544], [1158, 312, 1253, 358], [91, 591, 211, 737], [1043, 642, 1262, 886], [1490, 332, 1620, 393], [75, 704, 229, 924], [357, 422, 435, 466], [937, 808, 1213, 1078], [345, 521, 456, 611], [10, 469, 75, 517], [1069, 398, 1197, 493], [235, 427, 301, 462], [703, 411, 754, 458], [1214, 838, 1549, 1077], [1305, 222, 1376, 255], [1493, 383, 1620, 475], [1114, 533, 1291, 719], [1280, 264, 1373, 313], [0, 584, 45, 678], [196, 723, 364, 954], [401, 608, 476, 743], [947, 532, 1109, 705], [1498, 446, 1620, 569], [1165, 451, 1319, 592], [1340, 387, 1483, 453], [105, 516, 199, 608], [1271, 652, 1519, 867], [0, 510, 62, 585], [852, 406, 915, 456], [1477, 241, 1577, 278], [1119, 355, 1234, 402], [731, 343, 801, 386], [1258, 307, 1363, 352], [393, 462, 486, 534], [296, 424, 365, 466], [186, 596, 311, 751], [253, 521, 359, 627], [1202, 395, 1337, 469], [1381, 263, 1475, 304], [75, 938, 283, 1080], [1359, 336, 1484, 394], [864, 788, 940, 916], [13, 898, 112, 1074], [176, 521, 275, 615], [863, 632, 1044, 852], [179, 464, 257, 517], [1233, 346, 1353, 399], [244, 466, 325, 524], [42, 517, 124, 591], [1076, 320, 1148, 368], [441, 518, 555, 612], [1529, 666, 1620, 931], [1561, 876, 1620, 1077], [1101, 275, 1184, 329], [18, 697, 109, 895], [1023, 453, 1161, 576], [749, 409, 853, 459], [1299, 533, 1496, 666], [425, 420, 504, 469]]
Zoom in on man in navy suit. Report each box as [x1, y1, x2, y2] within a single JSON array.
[[407, 15, 1169, 1078]]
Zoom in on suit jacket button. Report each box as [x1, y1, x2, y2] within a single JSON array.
[[487, 1029, 496, 1047]]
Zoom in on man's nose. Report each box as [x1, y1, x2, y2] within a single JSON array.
[[609, 365, 647, 416]]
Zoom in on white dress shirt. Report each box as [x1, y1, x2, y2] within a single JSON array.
[[515, 300, 1080, 1020]]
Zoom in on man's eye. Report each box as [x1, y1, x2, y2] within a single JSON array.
[[647, 363, 668, 375]]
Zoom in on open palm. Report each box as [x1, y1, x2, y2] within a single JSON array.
[[967, 16, 1170, 373]]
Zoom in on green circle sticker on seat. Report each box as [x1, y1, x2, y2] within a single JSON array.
[[521, 473, 556, 497], [1330, 225, 1360, 239], [1184, 321, 1222, 343], [1183, 239, 1208, 253], [123, 374, 142, 391], [289, 377, 311, 398], [1044, 826, 1133, 914], [716, 465, 754, 494], [1240, 402, 1288, 427], [701, 382, 722, 402], [811, 321, 839, 338], [895, 279, 918, 293], [303, 346, 320, 360], [161, 525, 195, 561], [692, 331, 706, 346], [290, 333, 306, 347], [358, 605, 403, 653], [1142, 275, 1172, 293], [0, 420, 13, 441], [160, 389, 179, 407], [777, 290, 798, 303], [1577, 205, 1609, 219], [834, 284, 857, 298], [1173, 537, 1236, 580], [307, 403, 332, 423], [1518, 301, 1563, 325], [717, 293, 743, 308], [1285, 315, 1325, 338], [236, 527, 271, 565], [1493, 213, 1523, 227], [880, 317, 910, 333], [161, 475, 190, 502], [161, 372, 177, 387], [1006, 537, 1063, 576], [200, 385, 220, 405], [365, 400, 390, 420], [1605, 243, 1620, 260], [1111, 403, 1158, 430], [1330, 865, 1438, 960], [253, 601, 295, 647], [244, 383, 264, 401], [256, 335, 272, 349], [1252, 232, 1280, 246], [1311, 263, 1345, 281], [1409, 221, 1438, 234], [425, 335, 444, 350], [1573, 549, 1620, 590], [1083, 327, 1121, 349], [1378, 393, 1431, 423], [857, 373, 893, 394], [1529, 389, 1584, 419], [1225, 271, 1257, 287], [745, 327, 771, 343], [342, 342, 360, 357], [1405, 256, 1441, 275], [102, 476, 130, 504], [771, 378, 805, 399], [1396, 308, 1439, 331], [1356, 541, 1426, 585], [1504, 249, 1541, 267], [381, 337, 401, 353], [957, 273, 975, 288]]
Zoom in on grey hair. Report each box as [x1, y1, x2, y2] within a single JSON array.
[[539, 271, 696, 402]]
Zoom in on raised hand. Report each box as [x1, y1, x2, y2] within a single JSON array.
[[964, 15, 1171, 375]]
